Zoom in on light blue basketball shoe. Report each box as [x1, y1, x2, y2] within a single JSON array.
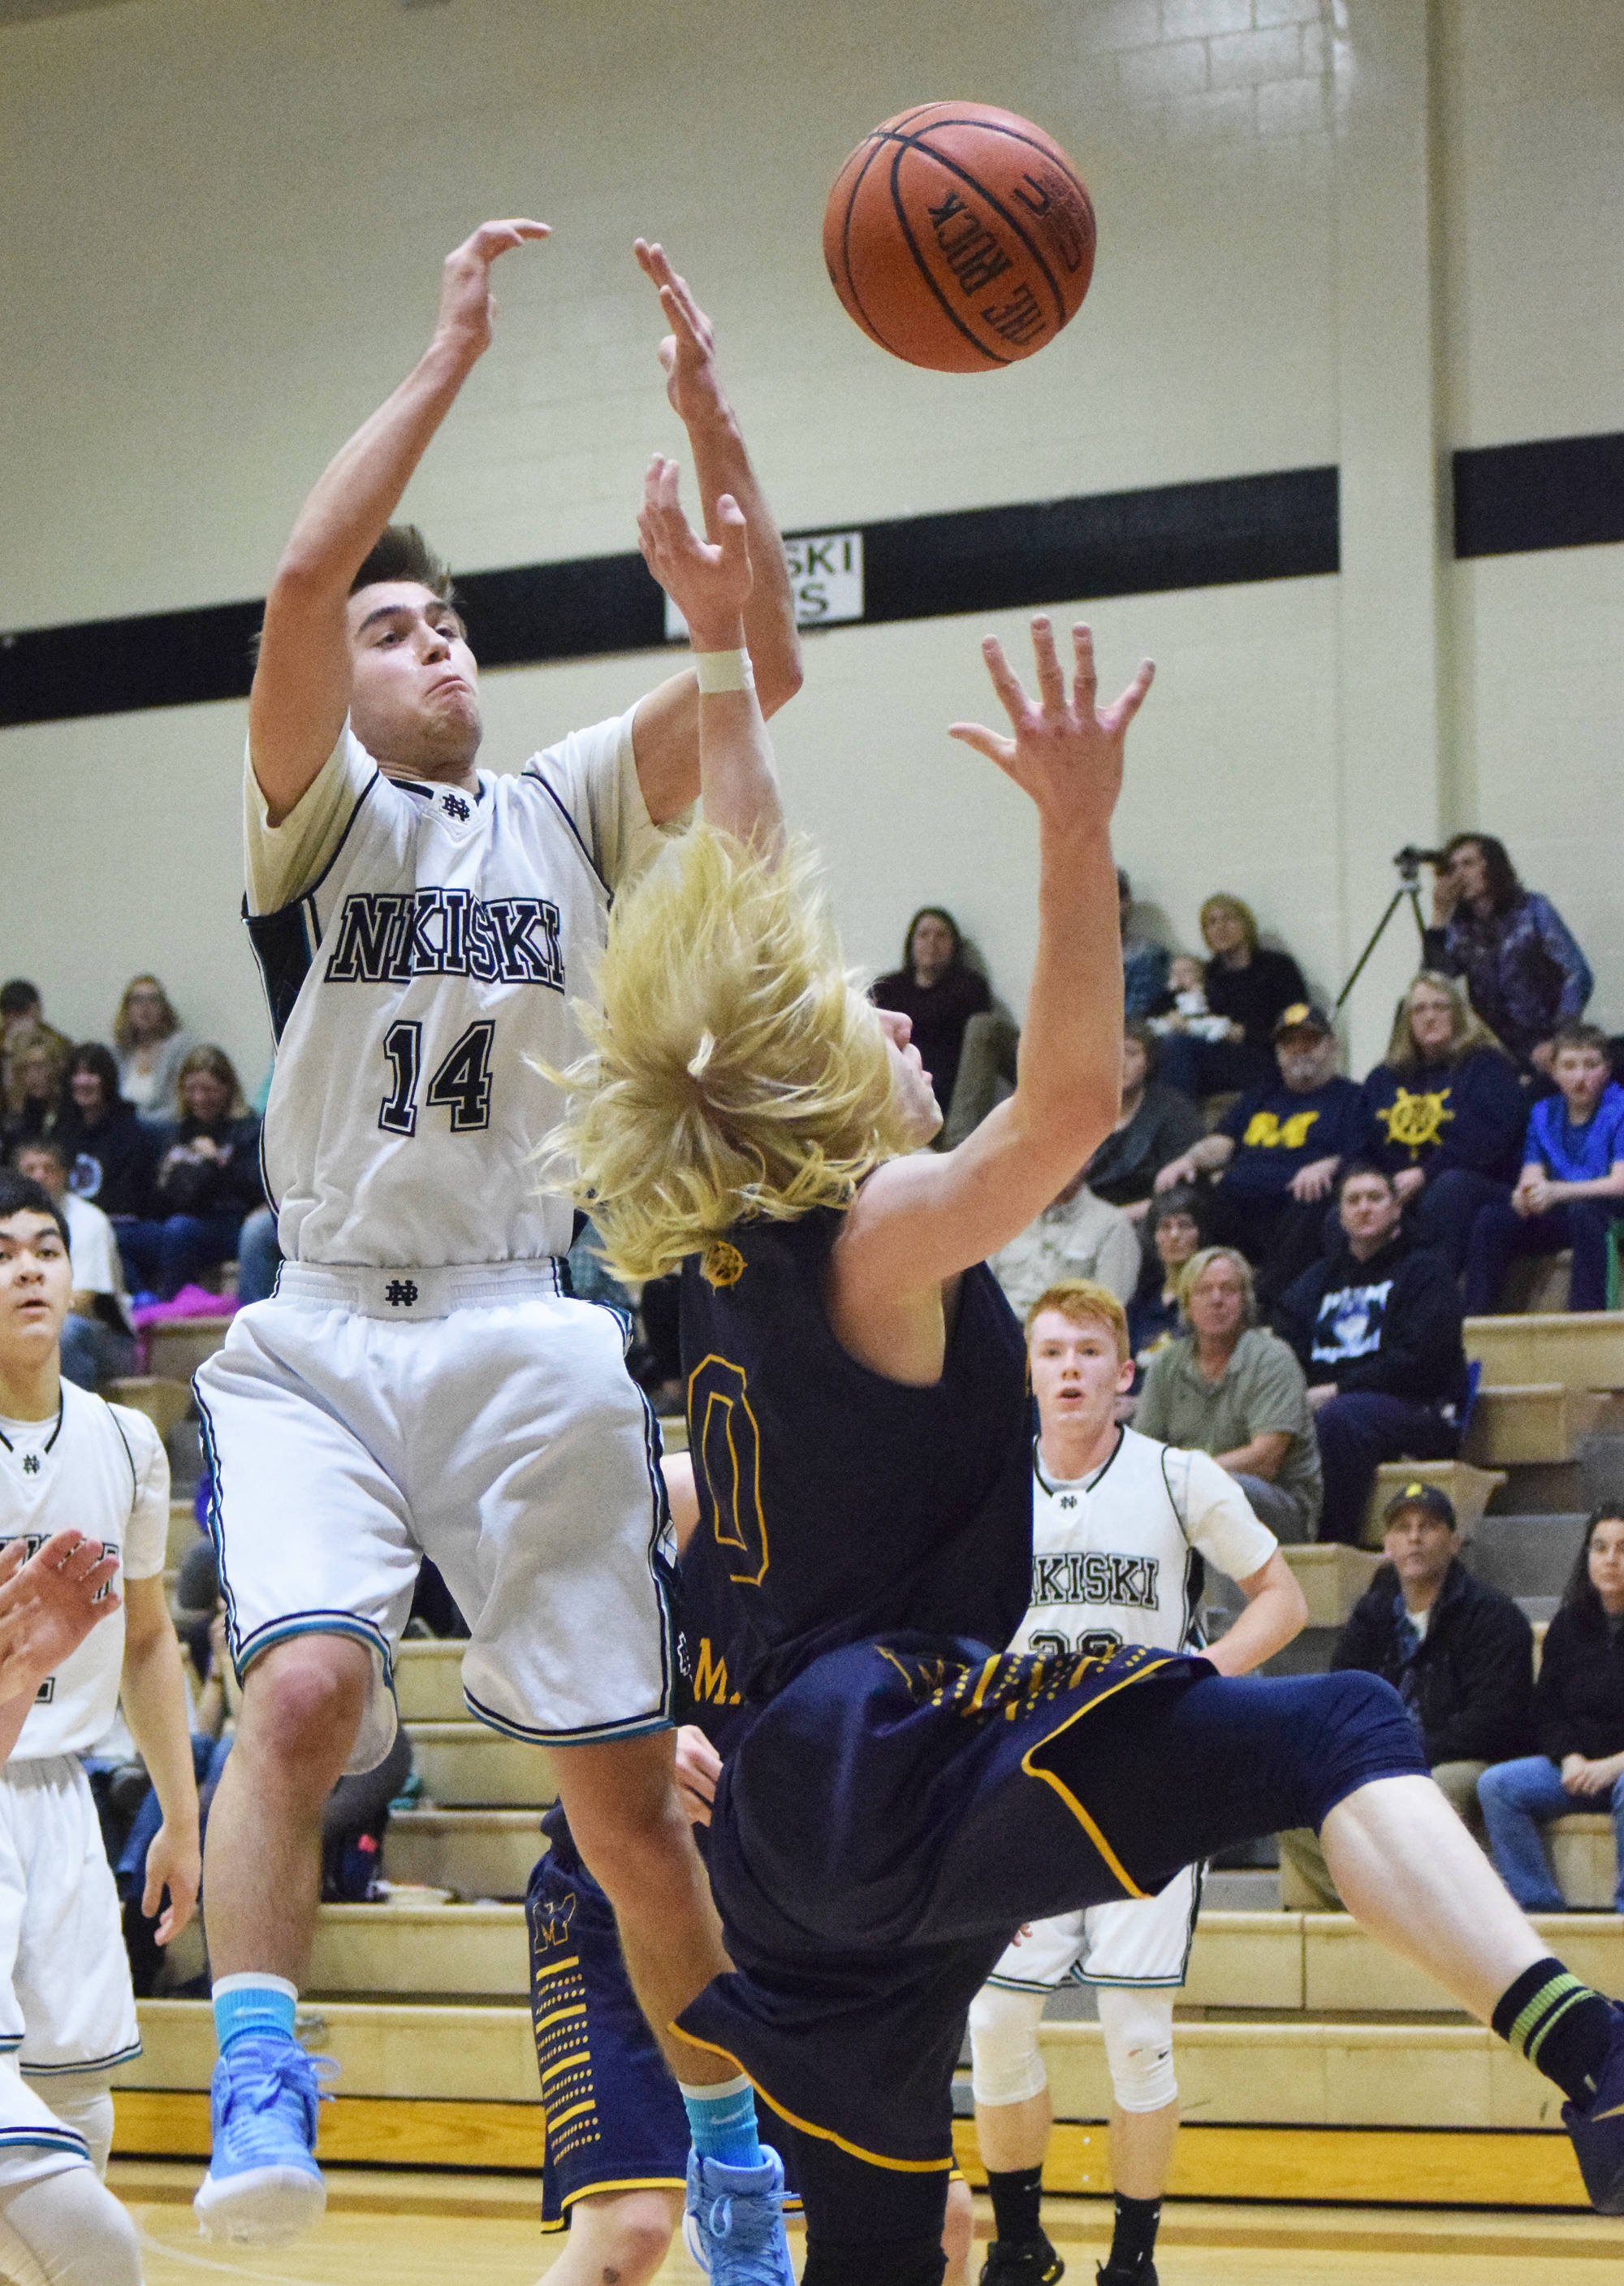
[[192, 2033, 335, 2245], [682, 2146, 797, 2284]]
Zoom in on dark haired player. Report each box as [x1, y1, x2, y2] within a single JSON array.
[[190, 219, 803, 2245], [566, 479, 1624, 2286]]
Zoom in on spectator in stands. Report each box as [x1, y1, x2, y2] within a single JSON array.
[[1082, 1023, 1205, 1216], [0, 980, 71, 1123], [1147, 952, 1232, 1046], [233, 1204, 283, 1307], [989, 1170, 1141, 1320], [1279, 1482, 1535, 1907], [0, 1035, 69, 1156], [119, 1048, 264, 1299], [1155, 1003, 1372, 1306], [1463, 1023, 1624, 1315], [112, 974, 195, 1127], [53, 1044, 158, 1221], [1154, 894, 1309, 1100], [1363, 971, 1527, 1274], [1273, 1163, 1467, 1545], [1117, 867, 1168, 1021], [11, 1138, 136, 1392], [1126, 1182, 1207, 1371], [1477, 1510, 1624, 1915], [1423, 834, 1592, 1076], [871, 906, 991, 1121], [1134, 1246, 1322, 1541]]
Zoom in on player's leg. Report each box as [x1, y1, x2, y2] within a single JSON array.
[[942, 2176, 975, 2286], [0, 1778, 140, 2284], [192, 1313, 420, 2245], [0, 2159, 140, 2286], [420, 1294, 793, 2280], [969, 1918, 1082, 2286], [1093, 1988, 1177, 2286], [540, 2188, 683, 2286], [968, 1980, 1058, 2286], [1081, 1875, 1198, 2286], [1040, 1669, 1624, 2209], [784, 2122, 955, 2286]]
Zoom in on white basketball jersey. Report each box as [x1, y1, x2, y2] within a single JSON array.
[[246, 709, 672, 1269], [0, 1385, 169, 1760], [1010, 1425, 1276, 1662]]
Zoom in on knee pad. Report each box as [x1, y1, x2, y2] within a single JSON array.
[[32, 2085, 113, 2180], [967, 1982, 1048, 2109], [1095, 1985, 1177, 2115], [0, 2168, 141, 2286]]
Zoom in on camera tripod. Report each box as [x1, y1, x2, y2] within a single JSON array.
[[1335, 851, 1430, 1012]]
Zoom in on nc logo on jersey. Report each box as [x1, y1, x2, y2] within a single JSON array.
[[21, 1454, 39, 1476], [324, 889, 564, 991], [440, 793, 472, 823]]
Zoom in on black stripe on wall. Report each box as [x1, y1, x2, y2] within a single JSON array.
[[0, 465, 1337, 732], [1453, 431, 1624, 560]]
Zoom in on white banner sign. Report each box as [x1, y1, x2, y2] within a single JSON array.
[[665, 529, 865, 641]]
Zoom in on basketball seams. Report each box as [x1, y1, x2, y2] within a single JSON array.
[[834, 134, 909, 354], [884, 144, 1014, 369], [882, 123, 1083, 330], [825, 103, 1095, 372]]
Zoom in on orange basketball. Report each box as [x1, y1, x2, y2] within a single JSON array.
[[823, 102, 1096, 374]]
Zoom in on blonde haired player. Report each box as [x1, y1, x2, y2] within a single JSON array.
[[0, 1171, 201, 2286], [967, 1281, 1305, 2286], [554, 462, 1624, 2286]]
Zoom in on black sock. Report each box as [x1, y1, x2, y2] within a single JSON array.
[[801, 2234, 945, 2286], [1492, 1955, 1616, 2107], [987, 2163, 1046, 2245], [1103, 2190, 1161, 2276]]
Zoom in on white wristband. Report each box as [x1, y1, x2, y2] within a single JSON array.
[[695, 648, 754, 694]]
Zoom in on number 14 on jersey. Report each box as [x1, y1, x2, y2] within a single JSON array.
[[378, 1020, 495, 1136]]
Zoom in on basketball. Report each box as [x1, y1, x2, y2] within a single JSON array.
[[822, 102, 1096, 373]]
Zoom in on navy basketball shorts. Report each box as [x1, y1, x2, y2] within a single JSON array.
[[527, 1840, 798, 2230], [680, 1637, 1426, 2184]]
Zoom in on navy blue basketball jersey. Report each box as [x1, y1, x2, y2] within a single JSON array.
[[678, 1206, 1032, 1702]]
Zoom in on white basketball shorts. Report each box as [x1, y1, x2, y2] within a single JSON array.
[[193, 1262, 674, 1773], [987, 1860, 1203, 1991], [0, 1757, 140, 2164]]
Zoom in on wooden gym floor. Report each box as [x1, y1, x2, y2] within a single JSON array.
[[114, 2165, 1624, 2284]]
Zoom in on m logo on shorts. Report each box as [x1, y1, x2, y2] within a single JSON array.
[[384, 1280, 420, 1308]]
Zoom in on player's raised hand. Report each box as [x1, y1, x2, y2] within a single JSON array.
[[637, 455, 753, 651], [143, 1815, 201, 1947], [635, 240, 730, 432], [435, 218, 550, 361], [948, 618, 1153, 834], [0, 1532, 119, 1708]]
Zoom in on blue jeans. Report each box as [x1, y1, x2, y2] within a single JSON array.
[[1463, 1195, 1624, 1313], [1477, 1754, 1624, 1912], [1413, 1168, 1510, 1277], [119, 1212, 245, 1300], [234, 1205, 282, 1307], [1314, 1390, 1457, 1545]]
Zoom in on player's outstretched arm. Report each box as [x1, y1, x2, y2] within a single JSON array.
[[119, 1573, 201, 1945], [836, 618, 1153, 1303], [249, 218, 549, 823], [635, 456, 784, 853], [0, 1533, 119, 1763], [629, 240, 802, 823]]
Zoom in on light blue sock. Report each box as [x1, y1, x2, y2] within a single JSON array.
[[213, 1973, 298, 2058], [679, 2072, 763, 2168]]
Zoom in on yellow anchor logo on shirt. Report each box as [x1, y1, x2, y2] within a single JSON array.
[[1376, 1086, 1454, 1158]]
